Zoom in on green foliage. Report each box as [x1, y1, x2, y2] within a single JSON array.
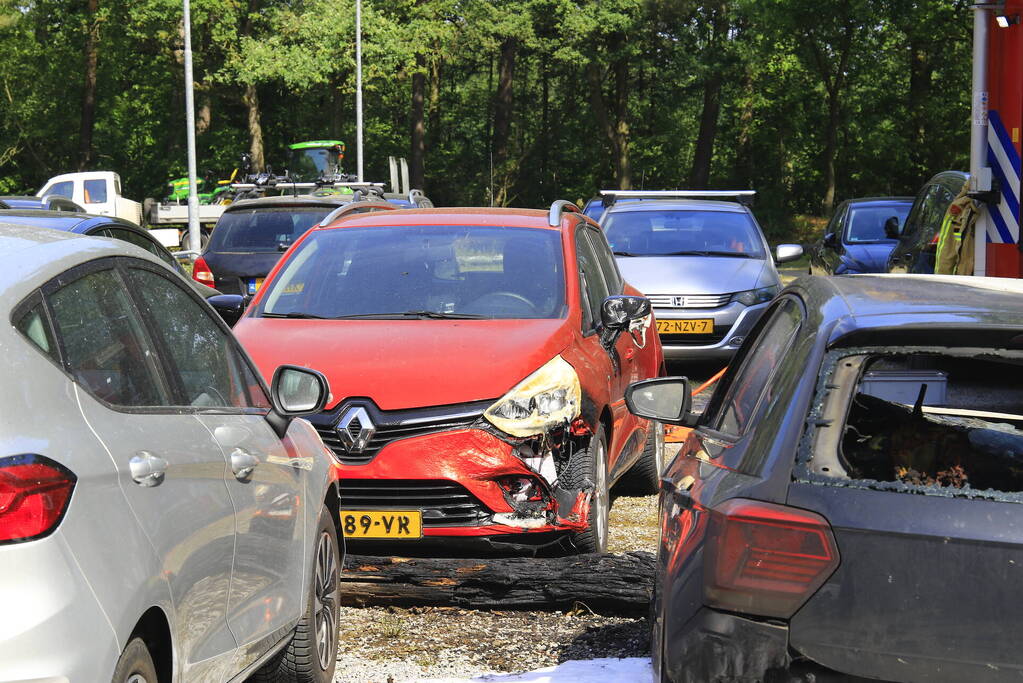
[[0, 0, 972, 229]]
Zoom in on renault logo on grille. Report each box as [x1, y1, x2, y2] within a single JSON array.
[[336, 407, 376, 453]]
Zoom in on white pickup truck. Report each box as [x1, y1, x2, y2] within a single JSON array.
[[37, 171, 220, 248]]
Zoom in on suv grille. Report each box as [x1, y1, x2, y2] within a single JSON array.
[[340, 480, 490, 527], [310, 399, 492, 466], [648, 294, 731, 309]]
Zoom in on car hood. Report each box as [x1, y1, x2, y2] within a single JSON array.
[[839, 242, 897, 274], [615, 255, 771, 295], [234, 317, 575, 411]]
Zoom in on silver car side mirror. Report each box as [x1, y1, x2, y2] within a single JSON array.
[[266, 365, 330, 437], [775, 244, 804, 264], [624, 377, 697, 427]]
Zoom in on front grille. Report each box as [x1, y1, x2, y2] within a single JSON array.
[[340, 479, 490, 527], [648, 293, 731, 309], [310, 399, 492, 466], [659, 330, 729, 346]]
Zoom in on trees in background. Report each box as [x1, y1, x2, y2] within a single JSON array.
[[0, 0, 971, 231]]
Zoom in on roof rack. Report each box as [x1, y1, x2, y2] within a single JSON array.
[[548, 200, 582, 227], [600, 189, 756, 207], [317, 199, 397, 227]]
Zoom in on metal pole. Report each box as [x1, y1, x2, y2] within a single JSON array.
[[183, 0, 201, 255], [971, 4, 991, 275], [355, 0, 364, 182]]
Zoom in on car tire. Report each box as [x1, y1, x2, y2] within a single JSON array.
[[178, 229, 209, 251], [566, 429, 609, 554], [253, 506, 340, 683], [111, 637, 158, 683], [617, 421, 665, 496]]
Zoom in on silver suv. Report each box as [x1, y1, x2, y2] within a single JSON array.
[[0, 225, 342, 682], [600, 191, 802, 362]]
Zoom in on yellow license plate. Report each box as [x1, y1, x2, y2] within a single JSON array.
[[656, 319, 714, 334], [341, 510, 423, 539]]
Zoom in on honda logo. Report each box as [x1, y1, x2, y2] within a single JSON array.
[[672, 296, 686, 307], [336, 406, 376, 453]]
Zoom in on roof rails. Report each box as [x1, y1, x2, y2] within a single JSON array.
[[548, 200, 582, 227], [600, 189, 756, 207], [317, 199, 398, 227]]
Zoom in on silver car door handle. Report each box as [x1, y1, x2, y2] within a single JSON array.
[[129, 451, 168, 487], [230, 449, 260, 479]]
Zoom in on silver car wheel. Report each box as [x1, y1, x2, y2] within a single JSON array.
[[313, 529, 338, 671], [593, 436, 609, 550], [126, 676, 148, 683]]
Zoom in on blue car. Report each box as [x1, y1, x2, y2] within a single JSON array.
[[0, 209, 218, 297], [809, 197, 913, 275]]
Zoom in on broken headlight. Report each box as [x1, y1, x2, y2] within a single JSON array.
[[484, 355, 582, 438], [731, 285, 780, 307]]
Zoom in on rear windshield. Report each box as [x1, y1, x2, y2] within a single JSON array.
[[846, 203, 911, 243], [258, 225, 567, 320], [602, 209, 765, 258], [208, 207, 331, 252]]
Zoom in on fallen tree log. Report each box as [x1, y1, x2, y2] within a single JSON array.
[[340, 551, 655, 615]]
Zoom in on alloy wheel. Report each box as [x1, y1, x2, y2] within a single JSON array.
[[313, 529, 338, 671], [593, 437, 609, 550]]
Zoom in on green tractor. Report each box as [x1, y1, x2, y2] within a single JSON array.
[[287, 140, 348, 182], [164, 168, 239, 205]]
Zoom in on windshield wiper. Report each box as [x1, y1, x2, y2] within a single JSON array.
[[613, 250, 639, 257], [332, 311, 488, 320], [260, 311, 330, 319], [654, 250, 756, 258]]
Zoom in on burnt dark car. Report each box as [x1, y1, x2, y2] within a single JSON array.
[[192, 195, 398, 295], [809, 197, 912, 275], [626, 273, 1023, 683], [886, 171, 968, 275]]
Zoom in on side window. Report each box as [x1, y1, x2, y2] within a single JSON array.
[[585, 228, 623, 294], [47, 268, 171, 407], [831, 205, 848, 239], [714, 298, 803, 435], [45, 181, 73, 199], [101, 227, 177, 268], [901, 186, 935, 237], [83, 179, 107, 204], [576, 228, 609, 331], [15, 303, 59, 362], [127, 266, 269, 409]]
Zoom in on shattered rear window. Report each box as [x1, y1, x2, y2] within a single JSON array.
[[797, 347, 1023, 500]]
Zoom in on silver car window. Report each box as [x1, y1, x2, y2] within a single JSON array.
[[48, 268, 172, 407], [128, 267, 269, 410]]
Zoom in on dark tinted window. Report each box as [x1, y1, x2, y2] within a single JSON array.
[[260, 225, 567, 320], [845, 203, 912, 242], [603, 209, 765, 258], [48, 268, 170, 407], [15, 303, 58, 362], [129, 267, 268, 409], [585, 228, 622, 294], [576, 228, 609, 330], [715, 298, 802, 435], [100, 227, 178, 268], [209, 207, 332, 252], [902, 185, 938, 236]]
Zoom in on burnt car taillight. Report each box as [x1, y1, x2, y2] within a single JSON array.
[[0, 455, 76, 545], [192, 256, 215, 286], [704, 498, 839, 619]]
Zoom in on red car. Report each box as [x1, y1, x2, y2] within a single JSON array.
[[225, 202, 664, 553]]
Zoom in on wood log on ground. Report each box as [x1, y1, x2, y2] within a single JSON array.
[[340, 551, 655, 615]]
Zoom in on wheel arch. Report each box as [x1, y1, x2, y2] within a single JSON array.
[[130, 606, 173, 683]]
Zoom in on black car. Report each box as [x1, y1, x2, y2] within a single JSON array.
[[192, 195, 398, 295], [0, 209, 218, 298], [886, 170, 968, 274], [626, 274, 1023, 683], [809, 197, 912, 275]]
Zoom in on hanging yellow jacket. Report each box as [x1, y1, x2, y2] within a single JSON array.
[[935, 183, 978, 275]]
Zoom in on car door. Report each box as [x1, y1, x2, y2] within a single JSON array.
[[819, 204, 848, 275], [41, 257, 240, 681], [122, 263, 306, 669], [889, 185, 937, 273]]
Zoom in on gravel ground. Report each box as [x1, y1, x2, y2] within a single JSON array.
[[332, 492, 663, 683]]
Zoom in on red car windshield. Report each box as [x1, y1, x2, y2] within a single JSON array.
[[257, 225, 567, 320]]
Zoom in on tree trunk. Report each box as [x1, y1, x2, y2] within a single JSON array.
[[77, 0, 99, 170], [243, 83, 265, 172], [491, 38, 517, 206], [586, 55, 632, 191], [341, 552, 654, 615], [410, 53, 427, 191], [196, 95, 211, 136], [689, 72, 723, 189], [822, 90, 840, 214], [908, 40, 933, 175], [734, 69, 755, 188], [428, 57, 442, 150]]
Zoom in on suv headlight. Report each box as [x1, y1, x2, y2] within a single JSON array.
[[731, 285, 780, 307], [484, 355, 582, 438]]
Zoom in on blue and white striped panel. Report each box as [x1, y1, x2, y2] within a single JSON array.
[[986, 110, 1021, 245]]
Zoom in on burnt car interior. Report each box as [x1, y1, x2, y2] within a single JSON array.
[[806, 349, 1023, 494]]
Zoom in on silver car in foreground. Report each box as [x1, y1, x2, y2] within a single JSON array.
[[0, 225, 343, 682], [600, 191, 802, 362]]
